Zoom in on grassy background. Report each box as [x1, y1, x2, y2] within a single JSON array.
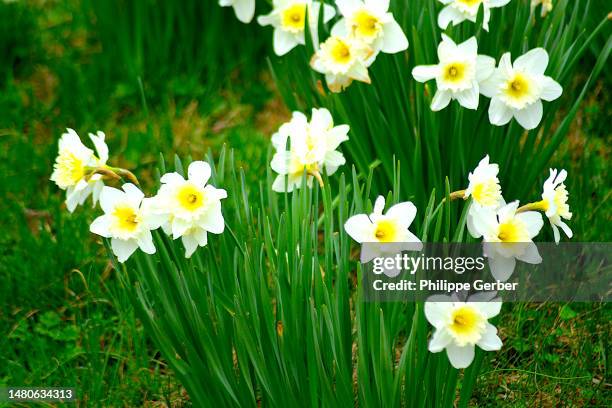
[[0, 0, 609, 406]]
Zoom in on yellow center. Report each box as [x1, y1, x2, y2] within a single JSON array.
[[113, 205, 140, 232], [177, 184, 205, 211], [54, 152, 86, 187], [553, 185, 571, 219], [352, 10, 381, 38], [497, 219, 528, 243], [448, 306, 485, 345], [457, 0, 482, 6], [505, 73, 530, 100], [374, 219, 398, 242], [281, 3, 306, 32], [329, 38, 352, 65], [472, 180, 501, 207], [443, 62, 466, 83]]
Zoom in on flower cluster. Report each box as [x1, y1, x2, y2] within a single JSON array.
[[270, 107, 349, 192]]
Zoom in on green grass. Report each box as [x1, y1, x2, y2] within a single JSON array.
[[0, 0, 610, 406]]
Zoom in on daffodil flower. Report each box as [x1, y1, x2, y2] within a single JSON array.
[[412, 35, 495, 111], [540, 168, 572, 243], [331, 0, 408, 55], [344, 195, 422, 273], [469, 201, 544, 281], [425, 294, 503, 369], [257, 0, 336, 56], [50, 128, 110, 212], [437, 0, 511, 32], [219, 0, 256, 23], [464, 155, 504, 237], [271, 108, 349, 192], [480, 48, 563, 130], [310, 34, 374, 92], [90, 184, 165, 263], [153, 161, 227, 258]]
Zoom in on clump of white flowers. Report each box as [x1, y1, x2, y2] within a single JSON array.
[[332, 0, 408, 56], [152, 161, 228, 258], [412, 35, 495, 111], [480, 48, 562, 130], [310, 34, 374, 92], [218, 0, 256, 23], [271, 108, 349, 192], [90, 184, 165, 263], [425, 295, 503, 368], [437, 0, 511, 32], [257, 0, 336, 56], [50, 129, 109, 212]]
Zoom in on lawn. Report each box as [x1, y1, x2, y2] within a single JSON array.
[[0, 0, 610, 406]]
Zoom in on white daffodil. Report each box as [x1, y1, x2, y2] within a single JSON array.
[[531, 0, 553, 17], [219, 0, 256, 23], [344, 195, 422, 273], [257, 0, 336, 56], [90, 184, 165, 263], [153, 161, 227, 258], [540, 168, 572, 243], [50, 128, 110, 212], [425, 295, 503, 368], [271, 108, 349, 192], [469, 201, 543, 281], [412, 35, 495, 111], [437, 0, 511, 32], [480, 48, 563, 130], [310, 34, 374, 92], [331, 0, 408, 55], [464, 155, 504, 237]]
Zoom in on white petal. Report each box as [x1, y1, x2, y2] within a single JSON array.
[[386, 201, 417, 228], [89, 131, 109, 163], [551, 223, 561, 244], [331, 19, 348, 37], [199, 207, 226, 234], [446, 343, 475, 369], [437, 5, 464, 30], [477, 323, 503, 351], [99, 186, 125, 214], [381, 19, 408, 54], [488, 255, 516, 282], [256, 12, 276, 27], [540, 76, 563, 101], [122, 183, 145, 207], [424, 302, 451, 329], [324, 150, 346, 169], [514, 48, 549, 76], [182, 234, 199, 258], [171, 217, 190, 239], [160, 172, 185, 185], [514, 100, 543, 130], [475, 301, 502, 319], [322, 4, 337, 22], [111, 238, 139, 263], [412, 65, 439, 82], [273, 29, 299, 56], [344, 214, 373, 243], [517, 211, 544, 238], [193, 228, 208, 246], [336, 0, 360, 16], [558, 220, 573, 239], [137, 231, 156, 254], [431, 90, 452, 111], [429, 329, 453, 352], [457, 36, 477, 56], [488, 97, 513, 126], [498, 53, 513, 77], [232, 0, 255, 23], [475, 55, 496, 82], [90, 215, 112, 238], [455, 85, 479, 110], [373, 196, 386, 215], [366, 0, 389, 14], [515, 242, 542, 264], [489, 0, 511, 6], [188, 161, 212, 186]]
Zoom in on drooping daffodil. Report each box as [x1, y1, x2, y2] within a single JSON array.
[[90, 184, 165, 263], [50, 128, 109, 212], [331, 0, 408, 55], [480, 48, 563, 130], [310, 34, 374, 92], [412, 35, 496, 111], [271, 108, 349, 192], [437, 0, 511, 32], [464, 155, 504, 238], [425, 294, 503, 369]]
